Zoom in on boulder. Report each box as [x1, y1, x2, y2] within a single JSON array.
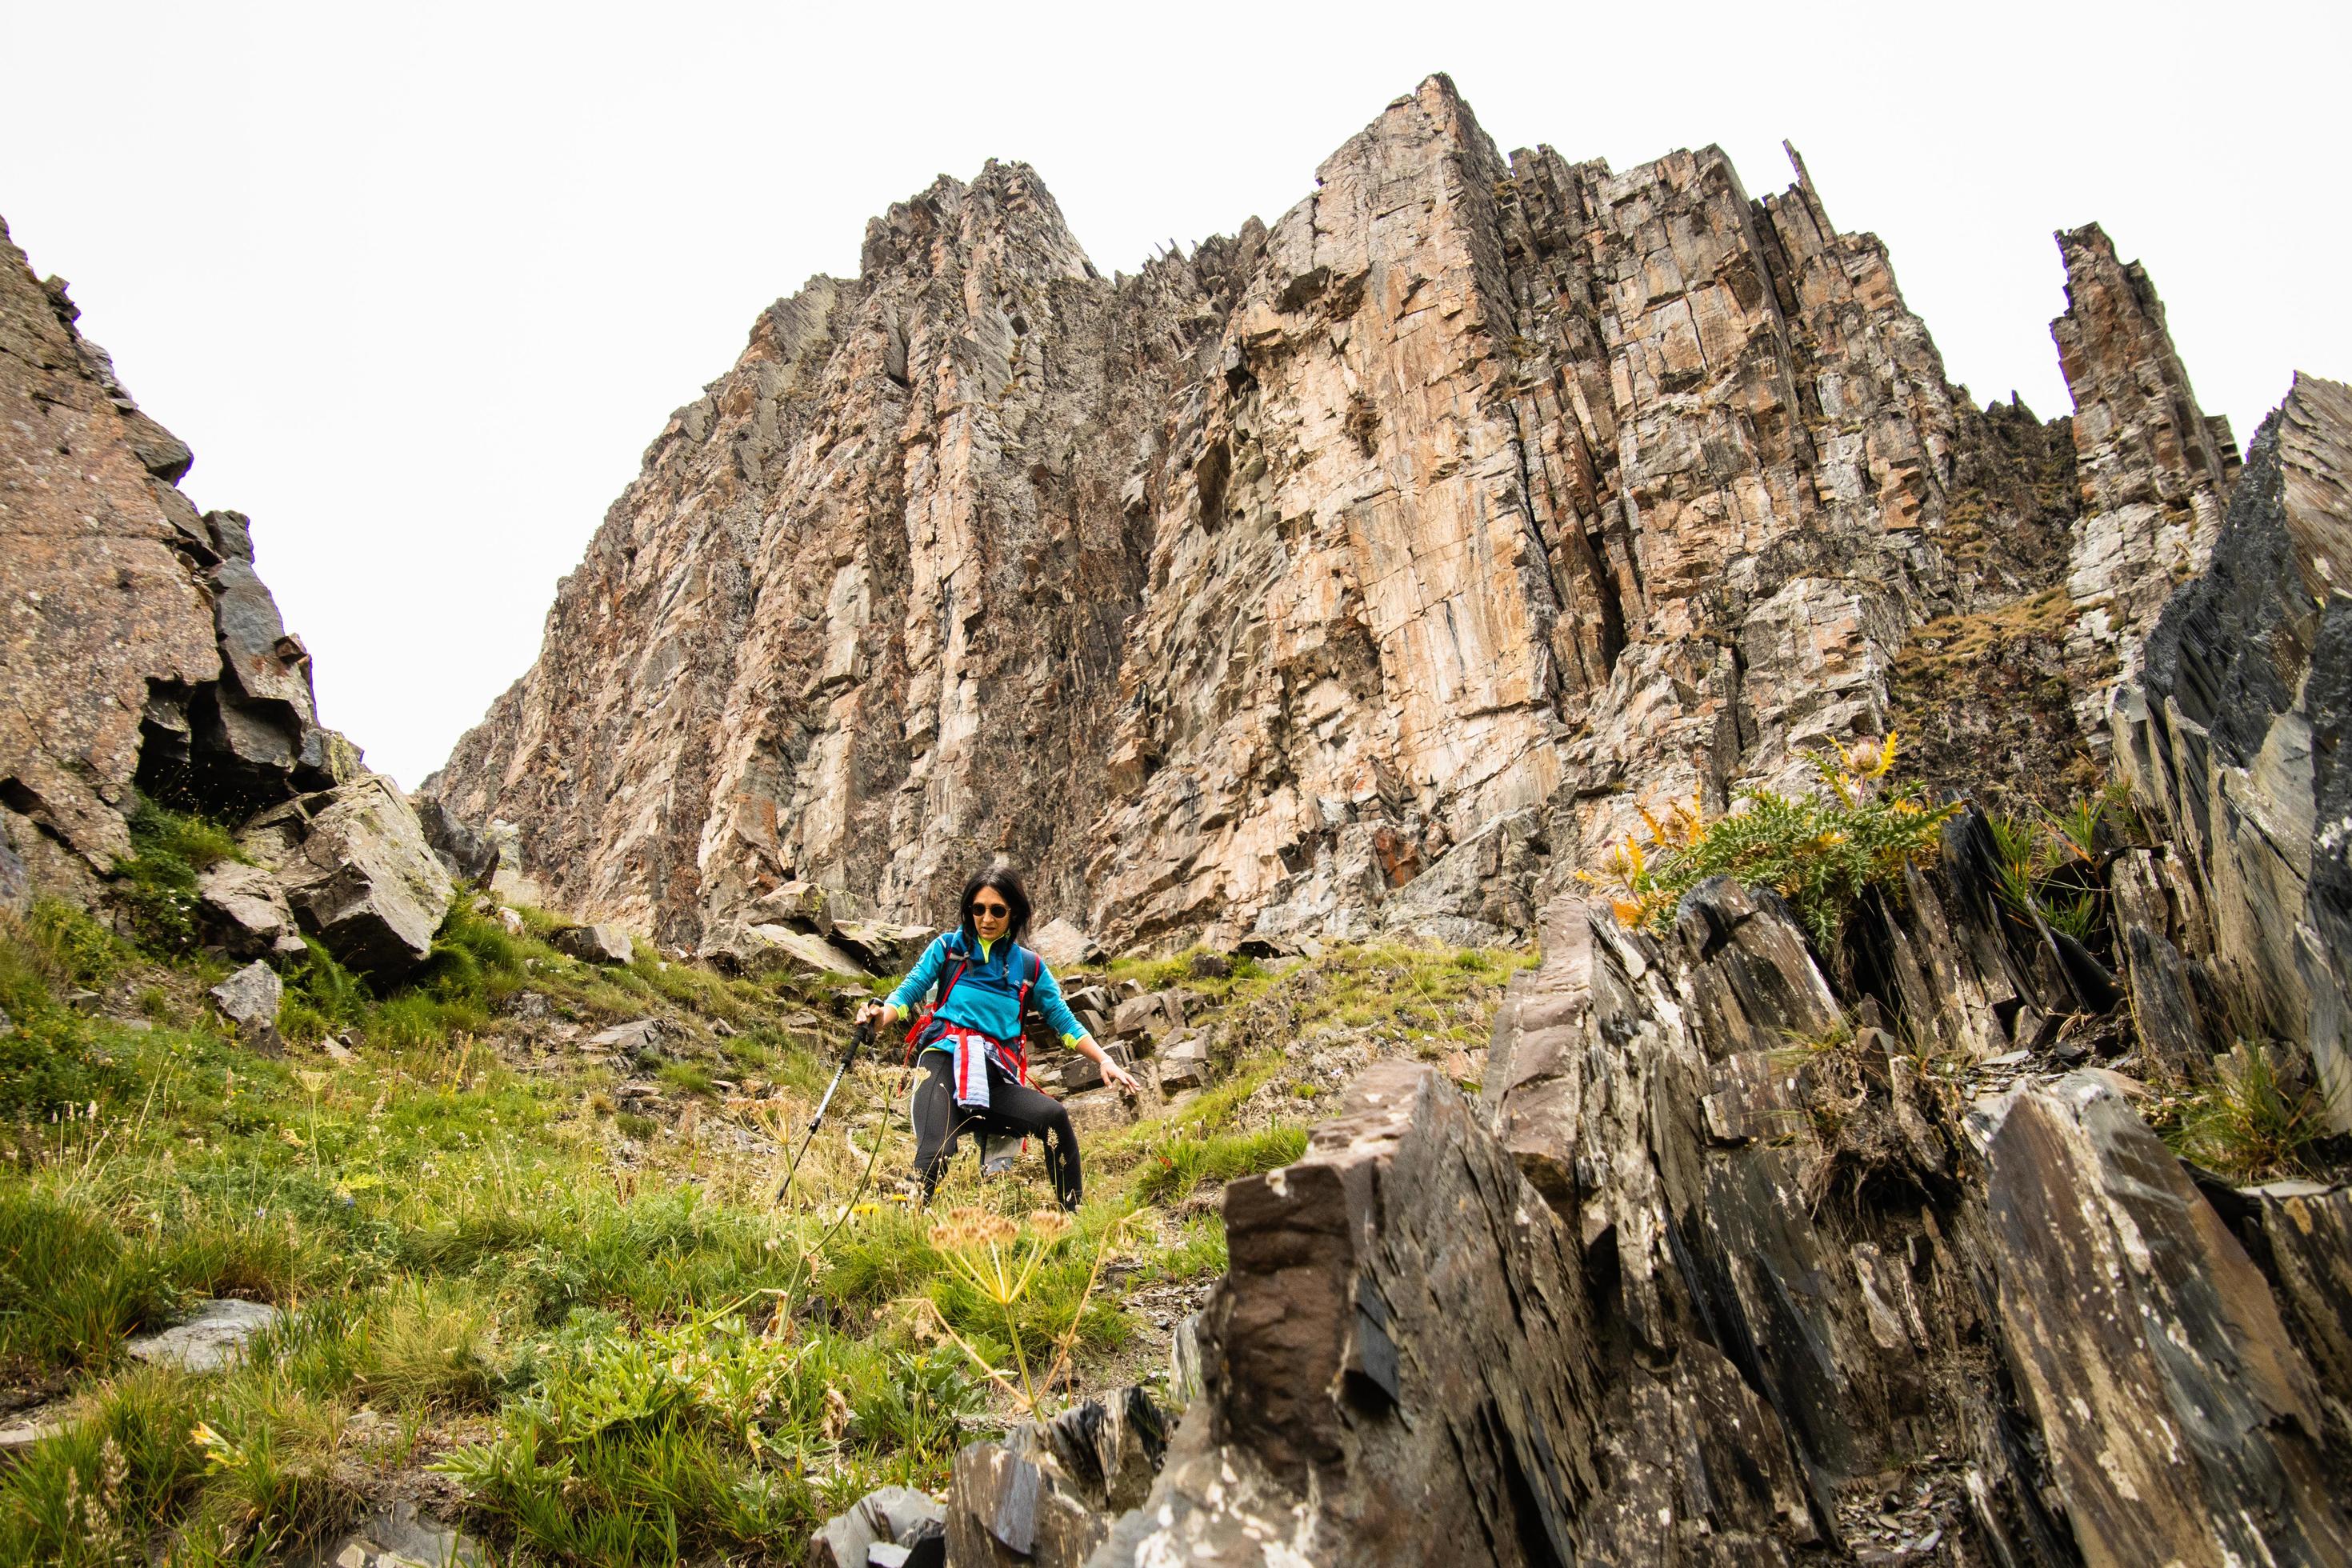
[[809, 1483, 946, 1568], [1095, 1065, 1602, 1566], [1154, 1033, 1210, 1093], [196, 860, 305, 958], [749, 879, 838, 935], [1062, 983, 1116, 1038], [1030, 917, 1101, 971], [125, 1298, 278, 1373], [1107, 990, 1183, 1052], [1985, 1074, 2351, 1565], [207, 961, 282, 1054], [301, 1500, 487, 1568], [239, 775, 454, 981], [553, 923, 634, 966], [586, 1018, 665, 1064]]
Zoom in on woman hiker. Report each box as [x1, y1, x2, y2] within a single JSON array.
[[856, 866, 1138, 1211]]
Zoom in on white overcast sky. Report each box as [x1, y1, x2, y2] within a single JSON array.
[[4, 1, 2344, 789]]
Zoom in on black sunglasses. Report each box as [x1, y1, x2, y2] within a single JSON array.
[[970, 900, 1010, 918]]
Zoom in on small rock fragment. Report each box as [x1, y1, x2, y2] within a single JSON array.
[[125, 1298, 278, 1373], [197, 861, 301, 958], [208, 961, 283, 1054], [553, 923, 635, 965]]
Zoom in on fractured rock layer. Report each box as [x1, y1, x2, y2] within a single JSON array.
[[2121, 372, 2352, 1124], [433, 77, 2138, 954]]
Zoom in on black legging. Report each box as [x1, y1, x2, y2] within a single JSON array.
[[912, 1049, 1082, 1210]]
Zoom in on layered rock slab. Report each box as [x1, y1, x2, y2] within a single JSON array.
[[1480, 858, 2350, 1565], [2054, 222, 2238, 742], [1986, 1075, 2350, 1567], [1094, 1060, 1606, 1566]]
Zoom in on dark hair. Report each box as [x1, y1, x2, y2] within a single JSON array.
[[958, 865, 1034, 952]]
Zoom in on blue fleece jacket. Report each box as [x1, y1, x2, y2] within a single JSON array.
[[884, 932, 1089, 1047]]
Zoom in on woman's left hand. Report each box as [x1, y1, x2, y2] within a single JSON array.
[[1104, 1060, 1141, 1094]]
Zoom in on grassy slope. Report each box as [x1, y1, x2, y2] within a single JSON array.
[[0, 818, 1530, 1566]]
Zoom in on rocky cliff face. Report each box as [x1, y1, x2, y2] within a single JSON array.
[[434, 76, 2177, 956]]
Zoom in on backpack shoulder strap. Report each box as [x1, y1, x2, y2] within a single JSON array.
[[936, 942, 974, 1006], [1013, 946, 1042, 1015]]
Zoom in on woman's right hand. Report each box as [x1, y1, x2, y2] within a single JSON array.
[[855, 1000, 886, 1028]]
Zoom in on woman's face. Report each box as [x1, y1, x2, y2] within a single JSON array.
[[969, 887, 1012, 943]]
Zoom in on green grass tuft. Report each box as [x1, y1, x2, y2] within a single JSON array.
[[2159, 1042, 2336, 1183], [1130, 1126, 1308, 1207]]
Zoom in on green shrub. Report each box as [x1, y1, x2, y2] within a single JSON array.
[[507, 1186, 774, 1326], [437, 1314, 971, 1565], [0, 1190, 173, 1375], [355, 1278, 500, 1410], [369, 992, 492, 1051], [1142, 1215, 1227, 1282], [0, 1004, 124, 1122], [1583, 734, 1958, 949], [279, 937, 370, 1038], [1984, 785, 2137, 954], [0, 1365, 211, 1565]]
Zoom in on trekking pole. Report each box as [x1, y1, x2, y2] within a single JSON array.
[[776, 1018, 872, 1204]]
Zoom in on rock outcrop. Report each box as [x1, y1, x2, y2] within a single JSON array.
[[432, 77, 2130, 956], [1985, 1075, 2349, 1566], [1094, 1061, 1608, 1566], [1072, 397, 2352, 1558], [1, 218, 233, 892], [1081, 842, 2351, 1565]]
